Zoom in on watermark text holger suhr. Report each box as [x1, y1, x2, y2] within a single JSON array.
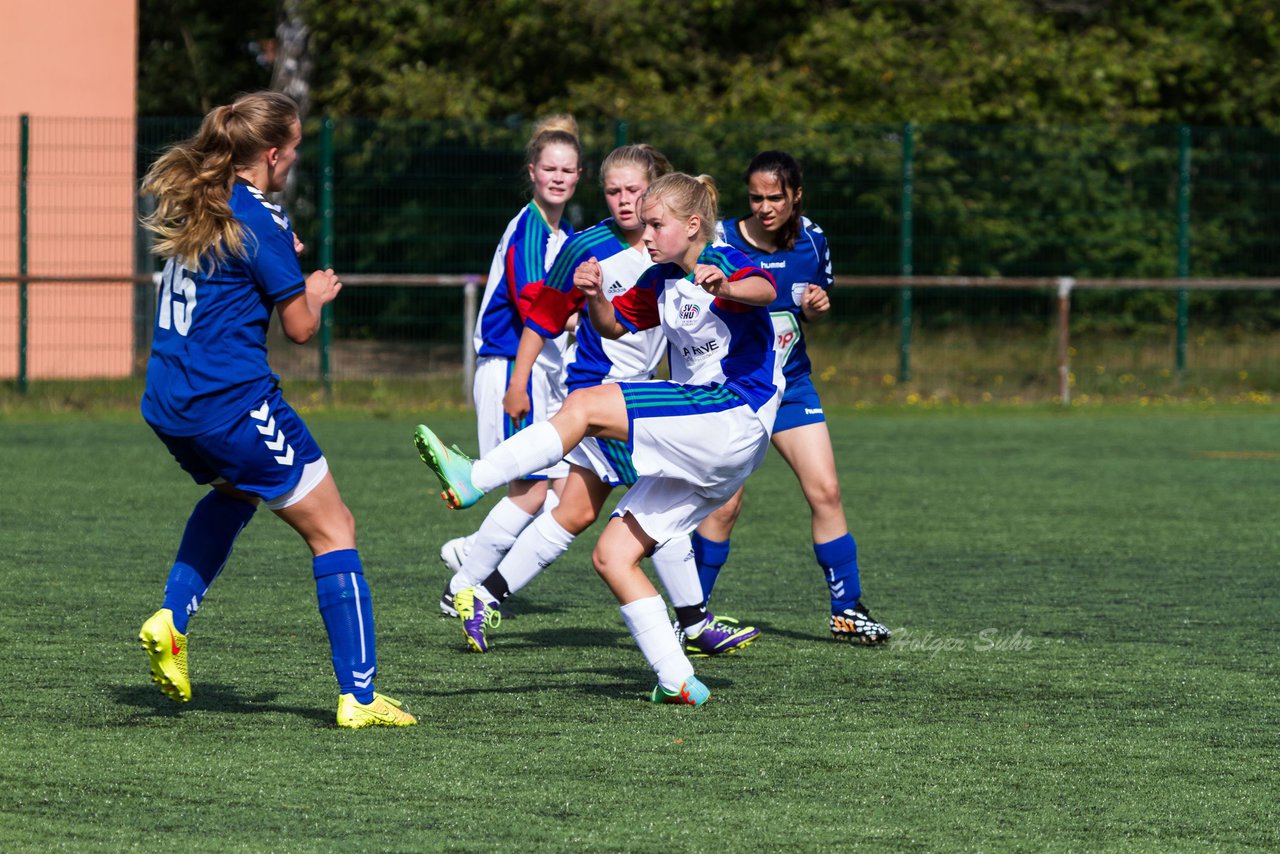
[[886, 628, 1063, 655]]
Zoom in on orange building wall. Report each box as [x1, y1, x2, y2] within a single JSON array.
[[0, 0, 138, 379]]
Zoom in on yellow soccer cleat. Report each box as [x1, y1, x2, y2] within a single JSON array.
[[336, 692, 418, 729], [139, 608, 191, 703]]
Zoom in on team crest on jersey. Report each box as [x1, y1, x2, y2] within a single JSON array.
[[678, 302, 701, 325]]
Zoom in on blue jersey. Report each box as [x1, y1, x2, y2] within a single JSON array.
[[141, 179, 306, 436], [612, 242, 781, 415], [473, 202, 574, 366], [717, 215, 832, 387], [526, 218, 664, 391]]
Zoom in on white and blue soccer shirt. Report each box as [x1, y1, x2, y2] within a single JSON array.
[[141, 179, 306, 435], [473, 202, 573, 371], [717, 215, 832, 388], [525, 218, 664, 391], [611, 242, 781, 415]]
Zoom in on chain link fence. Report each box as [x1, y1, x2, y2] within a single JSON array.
[[3, 116, 1277, 404]]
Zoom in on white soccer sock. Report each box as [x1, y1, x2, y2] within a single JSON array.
[[471, 422, 564, 492], [449, 497, 536, 592], [542, 487, 561, 515], [650, 534, 704, 609], [495, 512, 577, 596], [620, 595, 694, 691]]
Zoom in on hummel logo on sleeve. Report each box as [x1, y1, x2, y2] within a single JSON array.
[[243, 184, 290, 231]]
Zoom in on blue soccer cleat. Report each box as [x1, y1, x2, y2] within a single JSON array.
[[414, 424, 484, 509]]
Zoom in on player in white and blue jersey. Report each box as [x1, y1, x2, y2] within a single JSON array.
[[135, 93, 414, 728], [416, 173, 780, 705], [691, 150, 891, 645], [439, 146, 759, 658], [436, 116, 582, 619]]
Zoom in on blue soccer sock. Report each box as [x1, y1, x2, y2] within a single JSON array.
[[314, 549, 377, 703], [162, 491, 257, 633], [815, 533, 862, 613], [691, 532, 731, 603]]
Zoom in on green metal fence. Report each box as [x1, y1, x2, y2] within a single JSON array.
[[5, 116, 1279, 403]]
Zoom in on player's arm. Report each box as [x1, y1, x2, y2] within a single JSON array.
[[575, 257, 628, 339], [502, 326, 544, 421], [251, 216, 339, 345], [799, 284, 831, 322], [695, 265, 775, 306], [277, 268, 342, 344], [800, 228, 834, 322]]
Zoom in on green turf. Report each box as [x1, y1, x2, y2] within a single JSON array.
[[1, 409, 1276, 851]]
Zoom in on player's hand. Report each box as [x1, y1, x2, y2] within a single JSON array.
[[800, 283, 830, 320], [693, 264, 727, 295], [502, 383, 531, 422], [306, 268, 342, 306], [574, 257, 603, 298], [293, 234, 306, 256]]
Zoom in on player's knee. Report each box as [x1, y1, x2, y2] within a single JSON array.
[[591, 542, 624, 581], [554, 502, 598, 535], [807, 477, 843, 513], [713, 494, 743, 526]]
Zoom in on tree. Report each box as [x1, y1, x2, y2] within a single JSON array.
[[137, 0, 278, 115]]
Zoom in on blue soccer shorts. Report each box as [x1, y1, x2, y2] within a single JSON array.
[[150, 388, 323, 503]]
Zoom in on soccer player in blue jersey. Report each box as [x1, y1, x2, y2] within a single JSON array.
[[441, 145, 759, 658], [691, 150, 891, 645], [417, 173, 782, 705], [437, 115, 581, 617], [135, 92, 414, 728]]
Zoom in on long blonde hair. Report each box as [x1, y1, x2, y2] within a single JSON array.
[[640, 173, 719, 244], [140, 91, 299, 272]]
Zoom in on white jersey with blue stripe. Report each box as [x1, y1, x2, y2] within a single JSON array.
[[612, 241, 784, 426], [716, 215, 832, 387], [141, 179, 306, 435], [473, 202, 573, 373], [544, 219, 664, 390]]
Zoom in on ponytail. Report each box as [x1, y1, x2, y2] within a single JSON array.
[[140, 91, 299, 271]]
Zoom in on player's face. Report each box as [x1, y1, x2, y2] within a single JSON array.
[[746, 171, 800, 235], [266, 119, 303, 193], [641, 199, 698, 266], [602, 165, 649, 233], [530, 142, 581, 210]]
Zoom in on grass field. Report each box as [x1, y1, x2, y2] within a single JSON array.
[[1, 407, 1277, 851]]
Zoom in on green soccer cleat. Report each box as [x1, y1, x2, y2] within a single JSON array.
[[139, 608, 191, 703], [336, 692, 418, 729], [650, 675, 710, 706], [414, 424, 484, 509]]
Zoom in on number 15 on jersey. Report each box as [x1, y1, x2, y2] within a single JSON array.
[[157, 258, 197, 336]]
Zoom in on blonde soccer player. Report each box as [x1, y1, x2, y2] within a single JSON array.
[[417, 173, 782, 705], [437, 115, 582, 617], [440, 145, 760, 658], [136, 92, 414, 728]]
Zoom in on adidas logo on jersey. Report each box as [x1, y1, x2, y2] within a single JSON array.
[[606, 280, 626, 295]]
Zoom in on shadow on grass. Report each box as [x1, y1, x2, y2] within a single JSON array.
[[111, 683, 331, 726]]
